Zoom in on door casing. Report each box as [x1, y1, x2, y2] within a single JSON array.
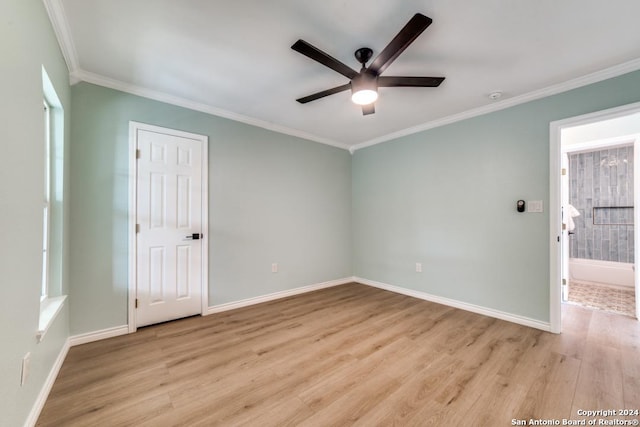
[[549, 101, 640, 333], [128, 121, 209, 333]]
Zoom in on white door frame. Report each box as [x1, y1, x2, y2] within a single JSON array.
[[128, 121, 209, 333], [549, 101, 640, 333]]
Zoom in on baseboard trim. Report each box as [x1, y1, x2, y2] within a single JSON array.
[[355, 277, 552, 332], [68, 325, 130, 347], [206, 277, 355, 315], [24, 339, 70, 427]]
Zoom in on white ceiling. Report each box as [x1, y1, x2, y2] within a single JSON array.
[[48, 0, 640, 149]]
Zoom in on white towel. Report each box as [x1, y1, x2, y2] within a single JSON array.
[[564, 204, 581, 231]]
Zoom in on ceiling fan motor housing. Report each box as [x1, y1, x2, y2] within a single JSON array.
[[354, 47, 373, 66], [351, 71, 377, 92], [351, 71, 378, 105]]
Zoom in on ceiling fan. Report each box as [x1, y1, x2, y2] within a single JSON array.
[[292, 13, 445, 115]]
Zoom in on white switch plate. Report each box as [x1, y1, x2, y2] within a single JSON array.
[[527, 200, 544, 213], [416, 262, 422, 273], [271, 263, 278, 273]]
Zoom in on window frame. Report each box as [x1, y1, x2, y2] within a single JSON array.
[[38, 66, 68, 343], [41, 99, 51, 302]]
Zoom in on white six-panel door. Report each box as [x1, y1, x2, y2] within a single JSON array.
[[134, 125, 206, 327]]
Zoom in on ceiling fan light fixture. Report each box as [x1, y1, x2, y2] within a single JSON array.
[[351, 89, 378, 105], [351, 72, 378, 105]]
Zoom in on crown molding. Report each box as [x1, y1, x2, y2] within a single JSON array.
[[68, 57, 640, 153], [351, 58, 640, 151], [70, 69, 349, 150], [42, 0, 79, 75]]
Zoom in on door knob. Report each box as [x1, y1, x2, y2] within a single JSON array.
[[185, 233, 202, 240]]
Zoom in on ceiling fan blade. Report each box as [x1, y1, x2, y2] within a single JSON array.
[[296, 83, 351, 104], [378, 76, 445, 87], [362, 104, 375, 115], [367, 13, 432, 76], [292, 40, 358, 79]]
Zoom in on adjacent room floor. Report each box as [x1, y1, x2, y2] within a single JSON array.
[[568, 280, 636, 318], [37, 283, 640, 426]]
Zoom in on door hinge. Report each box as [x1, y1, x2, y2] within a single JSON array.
[[562, 223, 566, 230], [561, 168, 567, 176], [136, 224, 140, 233], [136, 149, 141, 159], [135, 298, 139, 309], [562, 279, 567, 285]]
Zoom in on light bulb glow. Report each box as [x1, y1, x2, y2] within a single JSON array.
[[351, 89, 378, 105]]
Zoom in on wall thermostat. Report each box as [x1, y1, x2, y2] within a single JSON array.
[[517, 200, 525, 212]]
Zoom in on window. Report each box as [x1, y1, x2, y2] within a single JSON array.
[[42, 99, 51, 300], [38, 66, 66, 342]]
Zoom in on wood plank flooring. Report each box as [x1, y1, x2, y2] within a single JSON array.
[[37, 283, 640, 426]]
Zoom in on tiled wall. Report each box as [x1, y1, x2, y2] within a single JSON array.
[[569, 145, 634, 263]]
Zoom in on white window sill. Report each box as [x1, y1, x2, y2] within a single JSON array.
[[37, 295, 67, 343]]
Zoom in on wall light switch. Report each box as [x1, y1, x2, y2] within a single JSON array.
[[271, 263, 278, 273], [527, 200, 544, 213], [416, 262, 422, 273]]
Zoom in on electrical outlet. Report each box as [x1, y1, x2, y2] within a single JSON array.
[[271, 263, 278, 273], [21, 352, 31, 386], [416, 262, 422, 273]]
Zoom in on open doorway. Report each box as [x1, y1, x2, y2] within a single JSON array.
[[562, 137, 636, 317], [550, 102, 640, 333]]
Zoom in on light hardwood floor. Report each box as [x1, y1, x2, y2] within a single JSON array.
[[37, 283, 640, 426]]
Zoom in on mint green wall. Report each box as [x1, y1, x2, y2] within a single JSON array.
[[0, 1, 71, 425], [69, 82, 352, 334], [353, 70, 640, 322]]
